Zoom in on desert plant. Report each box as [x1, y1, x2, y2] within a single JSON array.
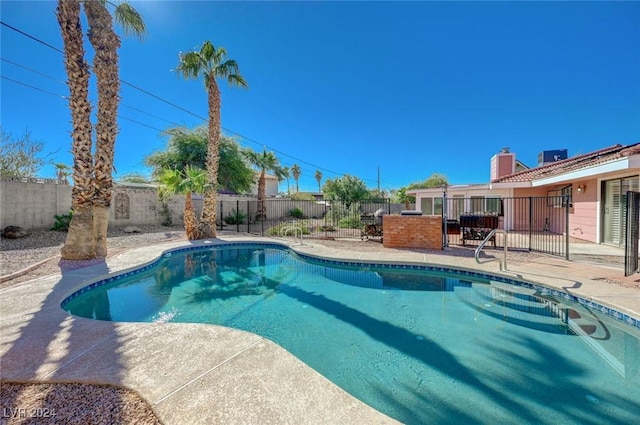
[[158, 195, 173, 226], [224, 208, 246, 225], [338, 215, 362, 229], [290, 192, 315, 201], [289, 207, 305, 218], [266, 221, 311, 236], [52, 210, 73, 231]]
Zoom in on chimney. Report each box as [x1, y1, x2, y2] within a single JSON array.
[[490, 147, 515, 181]]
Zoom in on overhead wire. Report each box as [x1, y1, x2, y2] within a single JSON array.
[[1, 20, 383, 183]]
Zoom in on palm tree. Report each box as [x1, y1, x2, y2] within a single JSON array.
[[158, 166, 208, 240], [176, 41, 247, 238], [315, 170, 323, 193], [244, 148, 281, 220], [84, 0, 145, 257], [291, 164, 301, 192], [57, 0, 145, 260], [57, 0, 95, 260]]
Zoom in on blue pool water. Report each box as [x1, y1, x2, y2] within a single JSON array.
[[63, 244, 640, 424]]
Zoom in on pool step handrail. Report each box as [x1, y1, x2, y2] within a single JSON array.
[[280, 223, 305, 245], [475, 229, 508, 271]]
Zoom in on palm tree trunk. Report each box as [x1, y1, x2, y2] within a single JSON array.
[[84, 0, 122, 257], [199, 78, 221, 239], [256, 169, 266, 220], [184, 192, 198, 240], [57, 0, 95, 260]]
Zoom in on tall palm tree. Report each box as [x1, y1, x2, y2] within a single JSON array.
[[244, 148, 281, 220], [291, 164, 301, 192], [57, 0, 145, 260], [176, 41, 247, 238], [84, 0, 145, 257], [57, 0, 95, 260], [158, 166, 208, 240], [315, 170, 323, 193]]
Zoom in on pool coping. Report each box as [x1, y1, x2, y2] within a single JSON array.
[[2, 236, 639, 424]]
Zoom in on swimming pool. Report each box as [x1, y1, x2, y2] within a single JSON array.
[[63, 243, 640, 424]]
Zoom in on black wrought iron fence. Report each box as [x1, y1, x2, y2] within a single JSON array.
[[216, 198, 404, 239], [625, 191, 640, 276], [444, 196, 570, 259]]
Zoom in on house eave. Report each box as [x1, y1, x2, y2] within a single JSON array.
[[531, 157, 634, 187]]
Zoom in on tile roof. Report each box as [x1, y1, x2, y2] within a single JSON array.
[[492, 142, 640, 183]]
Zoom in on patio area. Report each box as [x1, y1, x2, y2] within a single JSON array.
[[1, 234, 639, 424]]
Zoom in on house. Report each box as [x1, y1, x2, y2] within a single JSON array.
[[408, 143, 640, 246], [250, 172, 279, 197]]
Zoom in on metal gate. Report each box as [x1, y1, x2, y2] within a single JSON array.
[[624, 191, 640, 276], [444, 196, 570, 259]]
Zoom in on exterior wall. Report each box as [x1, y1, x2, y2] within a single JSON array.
[[383, 215, 442, 250], [569, 178, 598, 242], [249, 175, 279, 197], [0, 179, 226, 229], [0, 179, 72, 229]]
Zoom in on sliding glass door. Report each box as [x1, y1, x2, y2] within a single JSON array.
[[603, 176, 639, 246]]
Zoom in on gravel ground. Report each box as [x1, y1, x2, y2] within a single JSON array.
[[1, 227, 637, 424]]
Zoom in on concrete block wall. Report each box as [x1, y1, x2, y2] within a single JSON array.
[[0, 179, 268, 229], [0, 180, 72, 229], [383, 215, 443, 250]]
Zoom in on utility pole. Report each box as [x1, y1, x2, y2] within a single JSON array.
[[377, 166, 380, 193]]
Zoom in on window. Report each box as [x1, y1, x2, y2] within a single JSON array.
[[547, 185, 572, 207], [486, 197, 501, 214], [420, 198, 433, 215]]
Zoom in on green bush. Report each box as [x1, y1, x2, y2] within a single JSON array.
[[338, 216, 362, 229], [289, 207, 305, 218], [266, 221, 310, 236], [159, 200, 173, 226], [319, 224, 335, 232], [290, 192, 316, 201], [52, 210, 73, 231], [224, 208, 246, 225]]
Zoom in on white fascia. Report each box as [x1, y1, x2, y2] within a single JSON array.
[[489, 181, 532, 190], [531, 157, 631, 187]]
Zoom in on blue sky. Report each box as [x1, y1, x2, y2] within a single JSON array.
[[1, 1, 639, 193]]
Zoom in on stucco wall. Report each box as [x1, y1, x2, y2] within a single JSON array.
[[569, 178, 598, 243]]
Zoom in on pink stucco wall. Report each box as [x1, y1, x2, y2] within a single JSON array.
[[569, 179, 598, 242]]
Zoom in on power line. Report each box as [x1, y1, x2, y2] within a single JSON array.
[[1, 75, 66, 99], [1, 21, 375, 181]]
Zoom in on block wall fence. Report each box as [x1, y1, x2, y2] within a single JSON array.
[[383, 215, 443, 250]]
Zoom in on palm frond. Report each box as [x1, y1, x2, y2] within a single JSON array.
[[112, 1, 146, 39]]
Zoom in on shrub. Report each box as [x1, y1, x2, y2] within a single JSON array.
[[289, 192, 316, 201], [159, 200, 173, 227], [338, 215, 362, 229], [224, 208, 246, 225], [52, 210, 73, 231], [319, 224, 335, 232], [289, 207, 305, 218], [266, 221, 310, 236]]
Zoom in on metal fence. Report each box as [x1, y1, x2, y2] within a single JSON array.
[[216, 198, 407, 239], [443, 196, 570, 259], [215, 195, 570, 258], [625, 191, 640, 276]]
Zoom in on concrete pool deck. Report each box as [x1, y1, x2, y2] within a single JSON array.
[[1, 235, 639, 424]]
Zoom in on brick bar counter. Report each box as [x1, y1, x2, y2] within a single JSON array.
[[382, 215, 442, 250]]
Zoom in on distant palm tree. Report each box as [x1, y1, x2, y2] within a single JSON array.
[[176, 41, 247, 238], [158, 166, 208, 240], [315, 169, 323, 193], [291, 164, 301, 192], [244, 148, 282, 220]]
